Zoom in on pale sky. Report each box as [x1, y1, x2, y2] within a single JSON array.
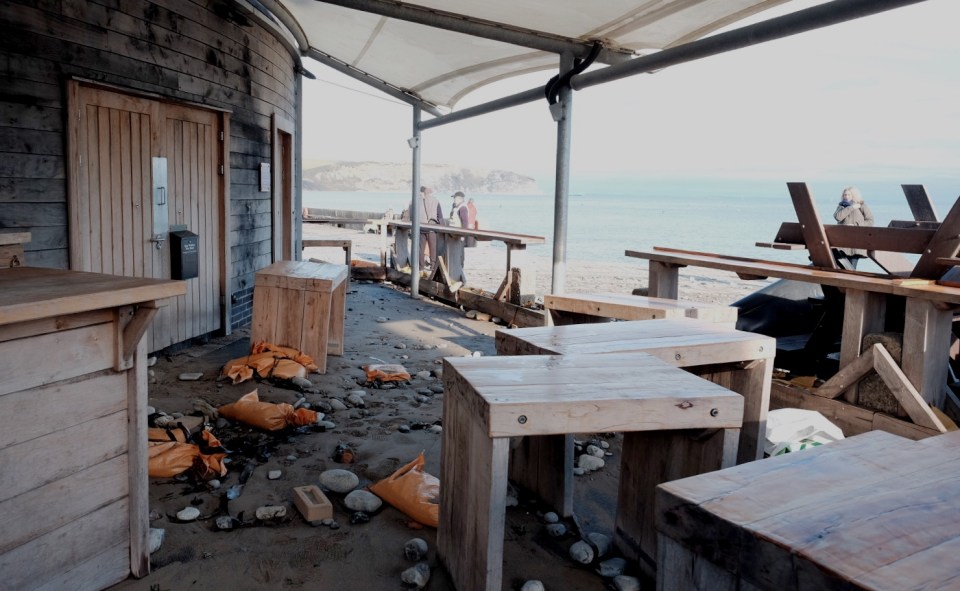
[[301, 0, 959, 186]]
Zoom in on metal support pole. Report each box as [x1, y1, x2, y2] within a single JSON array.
[[410, 106, 422, 299], [551, 53, 574, 296]]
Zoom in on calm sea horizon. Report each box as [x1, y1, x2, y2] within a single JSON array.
[[304, 178, 959, 272]]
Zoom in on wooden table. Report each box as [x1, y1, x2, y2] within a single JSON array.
[[439, 352, 744, 591], [657, 429, 960, 591], [626, 246, 960, 412], [497, 318, 774, 465], [251, 260, 348, 374], [0, 267, 185, 590]]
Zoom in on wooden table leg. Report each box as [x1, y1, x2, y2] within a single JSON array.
[[648, 261, 681, 299], [328, 278, 346, 356], [902, 298, 953, 408], [439, 383, 511, 591], [694, 362, 771, 464], [304, 289, 332, 374], [839, 289, 886, 404], [615, 428, 739, 574], [507, 434, 573, 517]]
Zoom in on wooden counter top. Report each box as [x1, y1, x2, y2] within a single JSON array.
[[0, 267, 186, 326]]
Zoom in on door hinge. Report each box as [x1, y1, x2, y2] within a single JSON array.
[[219, 164, 224, 175], [219, 131, 224, 141]]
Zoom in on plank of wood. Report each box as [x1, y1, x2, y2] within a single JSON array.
[[911, 194, 960, 279], [0, 498, 128, 591], [387, 220, 545, 246], [127, 338, 149, 577], [0, 268, 185, 326], [868, 250, 914, 276], [902, 298, 953, 407], [507, 433, 572, 516], [0, 410, 127, 502], [838, 289, 886, 402], [787, 182, 837, 269], [0, 369, 125, 449], [438, 373, 510, 591], [32, 541, 130, 591], [544, 292, 736, 324], [872, 344, 947, 432], [0, 455, 127, 555], [617, 427, 737, 571], [772, 221, 936, 254], [816, 346, 875, 399], [0, 322, 115, 397], [771, 380, 940, 440], [626, 247, 960, 306], [448, 353, 743, 438], [902, 184, 939, 222], [648, 260, 681, 299]]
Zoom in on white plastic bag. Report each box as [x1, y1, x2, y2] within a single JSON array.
[[764, 408, 844, 456]]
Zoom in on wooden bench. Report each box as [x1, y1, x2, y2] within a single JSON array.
[[439, 352, 743, 590], [251, 261, 348, 374], [303, 238, 352, 265], [657, 429, 960, 591], [544, 292, 738, 326]]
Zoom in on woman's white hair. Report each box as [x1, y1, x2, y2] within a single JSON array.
[[842, 186, 863, 203]]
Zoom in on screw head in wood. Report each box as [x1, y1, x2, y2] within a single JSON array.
[[518, 415, 527, 424], [710, 408, 719, 417]]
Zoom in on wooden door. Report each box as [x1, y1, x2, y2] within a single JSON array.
[[272, 113, 296, 261], [68, 83, 224, 351]]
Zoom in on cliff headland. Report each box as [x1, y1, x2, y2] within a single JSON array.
[[302, 160, 541, 194]]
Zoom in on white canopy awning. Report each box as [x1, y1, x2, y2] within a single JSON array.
[[271, 0, 794, 111]]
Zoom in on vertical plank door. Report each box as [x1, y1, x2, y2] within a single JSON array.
[[69, 83, 223, 351]]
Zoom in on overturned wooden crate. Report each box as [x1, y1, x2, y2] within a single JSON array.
[[251, 261, 348, 374]]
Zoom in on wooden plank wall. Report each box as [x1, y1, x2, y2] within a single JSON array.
[[0, 0, 299, 332]]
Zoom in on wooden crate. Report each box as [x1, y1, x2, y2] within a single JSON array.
[[0, 267, 185, 590], [438, 352, 744, 591], [251, 261, 349, 374]]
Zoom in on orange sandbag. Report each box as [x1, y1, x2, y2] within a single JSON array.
[[221, 343, 318, 385], [148, 432, 227, 480], [218, 390, 319, 431], [368, 452, 439, 527], [252, 341, 319, 372], [364, 363, 412, 383]]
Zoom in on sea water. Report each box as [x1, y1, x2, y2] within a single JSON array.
[[303, 178, 959, 271]]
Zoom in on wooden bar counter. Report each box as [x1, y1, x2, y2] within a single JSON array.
[[0, 267, 185, 590]]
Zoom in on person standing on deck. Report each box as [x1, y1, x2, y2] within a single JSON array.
[[833, 186, 874, 269], [448, 191, 469, 228], [413, 186, 443, 271], [465, 196, 479, 247]]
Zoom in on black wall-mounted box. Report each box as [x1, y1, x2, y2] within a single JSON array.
[[170, 230, 199, 280]]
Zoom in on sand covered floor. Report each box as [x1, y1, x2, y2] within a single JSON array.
[[109, 227, 766, 590]]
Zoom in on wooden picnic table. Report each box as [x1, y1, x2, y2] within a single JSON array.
[[625, 182, 960, 437]]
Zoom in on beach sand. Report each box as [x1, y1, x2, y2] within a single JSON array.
[[110, 226, 769, 591]]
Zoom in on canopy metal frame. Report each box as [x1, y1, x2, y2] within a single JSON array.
[[266, 0, 930, 296]]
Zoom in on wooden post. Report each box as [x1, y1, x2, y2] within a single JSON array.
[[648, 261, 680, 299], [902, 298, 952, 407], [839, 289, 887, 403]]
